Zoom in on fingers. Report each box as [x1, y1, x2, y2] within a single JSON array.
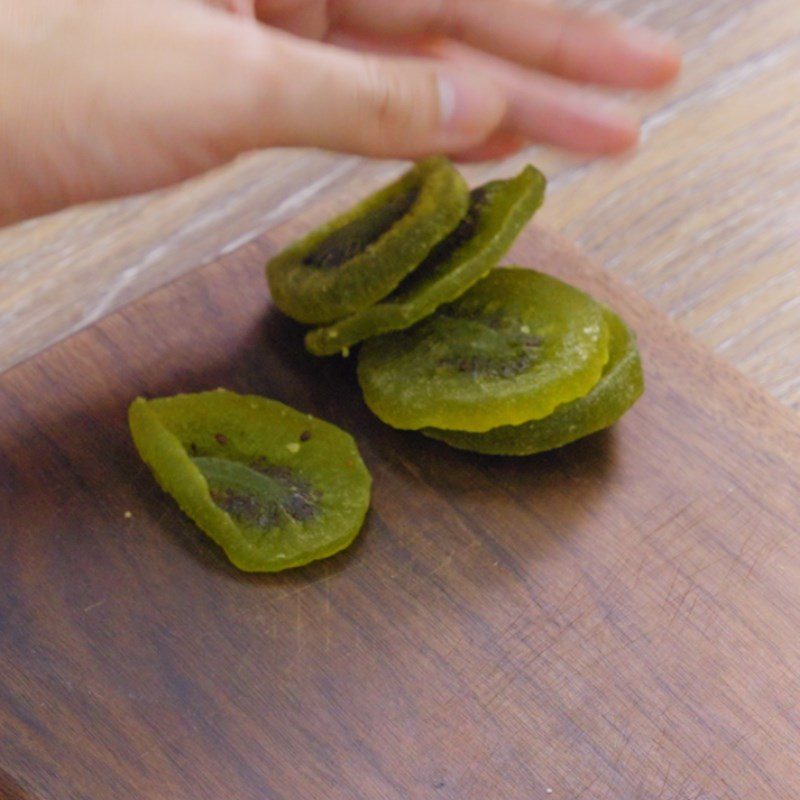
[[329, 32, 639, 155], [243, 32, 506, 158], [332, 0, 681, 88], [429, 39, 639, 154]]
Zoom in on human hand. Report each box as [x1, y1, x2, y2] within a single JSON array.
[[1, 0, 680, 225]]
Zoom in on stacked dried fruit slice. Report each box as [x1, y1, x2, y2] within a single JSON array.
[[304, 166, 545, 356], [422, 305, 644, 455], [357, 267, 643, 451], [267, 157, 644, 457], [267, 157, 469, 324], [356, 268, 611, 432]]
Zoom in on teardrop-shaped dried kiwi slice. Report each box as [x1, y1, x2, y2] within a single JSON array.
[[305, 166, 546, 356], [423, 308, 643, 454], [129, 390, 371, 572], [357, 267, 609, 432], [267, 157, 469, 325]]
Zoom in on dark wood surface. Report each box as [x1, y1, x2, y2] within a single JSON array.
[[2, 221, 799, 800]]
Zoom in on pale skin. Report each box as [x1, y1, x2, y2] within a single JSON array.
[[1, 0, 680, 226]]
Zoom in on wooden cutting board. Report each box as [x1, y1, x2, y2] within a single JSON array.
[[2, 218, 799, 800]]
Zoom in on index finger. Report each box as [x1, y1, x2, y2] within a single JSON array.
[[330, 0, 681, 89]]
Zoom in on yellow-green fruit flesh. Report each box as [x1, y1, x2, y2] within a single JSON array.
[[357, 267, 610, 432], [267, 157, 469, 324], [305, 166, 546, 356], [423, 308, 644, 454], [129, 390, 371, 572]]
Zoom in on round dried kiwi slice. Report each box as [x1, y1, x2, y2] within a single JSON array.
[[305, 166, 546, 356], [357, 267, 610, 432], [267, 157, 469, 325], [423, 308, 643, 454], [129, 390, 371, 572]]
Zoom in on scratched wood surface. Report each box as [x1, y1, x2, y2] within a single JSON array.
[[1, 0, 798, 409], [2, 217, 800, 799]]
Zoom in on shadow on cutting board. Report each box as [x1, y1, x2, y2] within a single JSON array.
[[1, 303, 619, 594]]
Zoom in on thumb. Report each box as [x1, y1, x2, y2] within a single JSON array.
[[0, 3, 506, 224], [241, 32, 507, 158]]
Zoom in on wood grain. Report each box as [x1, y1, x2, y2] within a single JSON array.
[[1, 0, 798, 408], [1, 221, 799, 800]]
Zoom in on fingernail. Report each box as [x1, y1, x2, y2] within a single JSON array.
[[622, 22, 676, 52], [621, 25, 682, 74], [437, 72, 506, 139]]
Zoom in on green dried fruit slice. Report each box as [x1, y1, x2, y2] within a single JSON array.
[[357, 267, 609, 432], [423, 308, 643, 454], [129, 390, 371, 572], [305, 166, 546, 356], [267, 157, 469, 324]]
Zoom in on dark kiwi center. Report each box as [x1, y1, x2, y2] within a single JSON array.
[[193, 456, 321, 532], [386, 186, 489, 301], [432, 185, 488, 254], [433, 311, 543, 379], [304, 186, 420, 269]]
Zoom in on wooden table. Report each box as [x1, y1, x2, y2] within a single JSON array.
[[1, 0, 798, 404]]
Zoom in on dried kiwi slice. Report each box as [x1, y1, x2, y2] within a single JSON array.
[[129, 390, 371, 572], [305, 166, 546, 356], [267, 157, 469, 324], [423, 308, 643, 454], [357, 267, 610, 432]]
